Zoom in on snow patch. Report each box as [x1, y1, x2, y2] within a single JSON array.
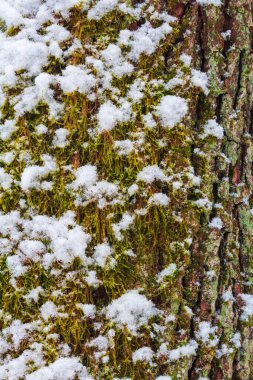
[[156, 95, 188, 128]]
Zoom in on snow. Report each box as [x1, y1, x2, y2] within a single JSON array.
[[132, 346, 154, 363], [18, 240, 45, 262], [128, 183, 139, 196], [35, 124, 48, 135], [196, 0, 222, 5], [0, 120, 16, 141], [196, 321, 218, 347], [202, 119, 224, 139], [216, 343, 233, 358], [231, 332, 241, 348], [0, 39, 49, 77], [0, 211, 91, 273], [26, 357, 93, 380], [0, 0, 236, 376], [143, 113, 157, 129], [87, 0, 119, 20], [222, 290, 235, 302], [191, 69, 209, 94], [168, 340, 198, 361], [114, 139, 134, 156], [77, 304, 96, 319], [40, 301, 58, 321], [88, 335, 109, 351], [156, 95, 188, 128], [112, 212, 135, 240], [180, 54, 192, 66], [21, 155, 56, 191], [85, 270, 100, 287], [0, 151, 14, 164], [70, 165, 98, 190], [86, 180, 119, 208], [97, 101, 132, 133], [58, 66, 96, 94], [240, 293, 253, 321], [24, 287, 44, 302], [148, 193, 170, 207], [208, 217, 223, 230], [194, 197, 212, 210], [3, 320, 35, 350], [118, 21, 174, 62], [0, 343, 44, 380], [221, 30, 231, 40], [93, 242, 114, 268], [157, 264, 177, 283], [137, 165, 168, 184], [0, 168, 12, 190], [53, 128, 69, 148], [106, 290, 158, 334]]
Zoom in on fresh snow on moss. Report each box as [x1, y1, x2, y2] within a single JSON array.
[[156, 95, 188, 128], [202, 119, 224, 139], [196, 0, 222, 5], [132, 346, 154, 363], [106, 290, 158, 334], [26, 357, 93, 380], [208, 217, 223, 230], [137, 165, 168, 183], [191, 69, 209, 94]]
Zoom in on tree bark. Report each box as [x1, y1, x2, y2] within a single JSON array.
[[0, 0, 252, 379]]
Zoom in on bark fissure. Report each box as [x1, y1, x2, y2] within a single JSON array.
[[233, 50, 245, 111]]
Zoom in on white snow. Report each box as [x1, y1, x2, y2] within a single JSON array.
[[208, 217, 223, 230], [112, 212, 135, 240], [0, 168, 12, 190], [87, 0, 119, 20], [77, 304, 96, 319], [231, 332, 241, 348], [106, 290, 158, 334], [157, 264, 177, 283], [128, 183, 139, 196], [93, 242, 114, 268], [0, 211, 91, 272], [21, 155, 56, 191], [70, 165, 98, 190], [202, 119, 224, 139], [35, 124, 48, 135], [118, 21, 174, 62], [168, 340, 198, 361], [58, 66, 96, 94], [156, 95, 188, 128], [24, 287, 44, 302], [26, 357, 93, 380], [240, 293, 253, 321], [40, 301, 58, 321], [137, 165, 168, 184], [180, 54, 192, 66], [143, 113, 157, 129], [132, 346, 154, 363], [53, 128, 69, 148], [191, 69, 209, 95], [196, 0, 222, 5], [222, 290, 235, 302], [196, 321, 218, 347], [97, 101, 132, 133], [148, 193, 170, 207], [114, 139, 134, 156], [0, 120, 16, 141]]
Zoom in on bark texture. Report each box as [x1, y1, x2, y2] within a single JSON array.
[[0, 0, 252, 379]]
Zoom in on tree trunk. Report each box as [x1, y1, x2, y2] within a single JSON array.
[[0, 0, 252, 379]]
